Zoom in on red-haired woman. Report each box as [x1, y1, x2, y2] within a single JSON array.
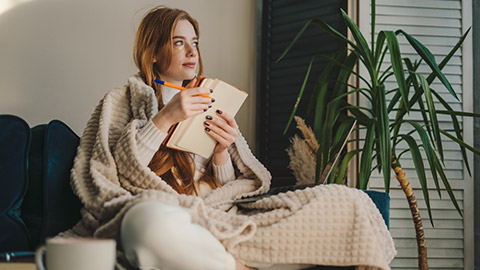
[[121, 6, 250, 270]]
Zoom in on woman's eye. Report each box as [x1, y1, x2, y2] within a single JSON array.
[[193, 41, 199, 47], [174, 40, 184, 46]]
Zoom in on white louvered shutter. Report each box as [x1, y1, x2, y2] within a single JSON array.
[[358, 0, 473, 269]]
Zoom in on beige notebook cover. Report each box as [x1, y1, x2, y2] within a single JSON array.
[[165, 78, 248, 158]]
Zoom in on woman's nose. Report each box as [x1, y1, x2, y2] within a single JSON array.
[[185, 43, 197, 57]]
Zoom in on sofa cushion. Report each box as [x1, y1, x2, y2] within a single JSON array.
[[42, 120, 82, 239], [0, 115, 31, 252], [21, 124, 47, 249], [21, 120, 82, 249]]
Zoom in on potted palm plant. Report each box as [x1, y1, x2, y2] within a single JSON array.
[[277, 1, 479, 269]]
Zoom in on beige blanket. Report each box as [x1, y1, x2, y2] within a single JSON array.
[[62, 74, 396, 269]]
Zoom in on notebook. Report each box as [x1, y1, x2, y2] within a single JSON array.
[[233, 120, 357, 204], [164, 77, 248, 158]]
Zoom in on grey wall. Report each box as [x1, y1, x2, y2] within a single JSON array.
[[0, 0, 257, 148]]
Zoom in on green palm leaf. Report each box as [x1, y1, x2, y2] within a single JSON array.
[[432, 151, 463, 217], [311, 52, 346, 136], [440, 130, 480, 156], [394, 28, 469, 127], [432, 90, 473, 176], [404, 59, 434, 143], [405, 120, 442, 199], [340, 9, 374, 73], [397, 30, 458, 100], [426, 27, 471, 83], [358, 122, 375, 189], [374, 30, 386, 68], [376, 85, 391, 191], [335, 149, 360, 184], [283, 57, 315, 135], [418, 74, 444, 161], [381, 31, 409, 107]]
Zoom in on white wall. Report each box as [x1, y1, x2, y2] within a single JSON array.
[[0, 0, 257, 148]]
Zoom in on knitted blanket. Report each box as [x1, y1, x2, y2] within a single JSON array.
[[62, 74, 396, 269]]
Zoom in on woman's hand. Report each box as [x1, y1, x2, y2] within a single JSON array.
[[152, 79, 213, 133], [203, 109, 239, 165]]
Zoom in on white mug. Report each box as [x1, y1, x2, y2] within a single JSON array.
[[35, 237, 116, 270]]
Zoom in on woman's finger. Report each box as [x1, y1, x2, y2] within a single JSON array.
[[204, 125, 231, 148], [189, 95, 214, 105], [214, 110, 238, 129], [182, 87, 213, 98], [204, 115, 237, 137], [190, 104, 212, 112], [206, 122, 232, 141]]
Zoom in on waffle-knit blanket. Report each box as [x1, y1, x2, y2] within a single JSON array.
[[61, 74, 396, 269]]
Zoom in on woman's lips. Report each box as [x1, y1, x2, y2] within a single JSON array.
[[183, 62, 196, 68]]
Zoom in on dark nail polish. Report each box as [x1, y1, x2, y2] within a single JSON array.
[[211, 98, 215, 102], [203, 109, 207, 112], [208, 105, 212, 108], [204, 121, 210, 126], [206, 115, 212, 120], [210, 89, 213, 93], [216, 109, 222, 114], [205, 127, 210, 132]]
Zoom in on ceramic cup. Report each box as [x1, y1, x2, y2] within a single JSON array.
[[35, 238, 116, 270]]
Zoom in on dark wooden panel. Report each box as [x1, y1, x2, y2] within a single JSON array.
[[257, 0, 348, 187]]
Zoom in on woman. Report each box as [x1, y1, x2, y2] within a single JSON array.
[[63, 6, 395, 270], [123, 6, 252, 270]]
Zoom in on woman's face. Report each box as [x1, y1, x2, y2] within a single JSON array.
[[158, 19, 199, 84]]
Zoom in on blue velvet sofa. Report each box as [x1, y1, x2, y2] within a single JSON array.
[[0, 115, 82, 255], [0, 114, 390, 264]]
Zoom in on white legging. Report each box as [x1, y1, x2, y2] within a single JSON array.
[[121, 201, 236, 270]]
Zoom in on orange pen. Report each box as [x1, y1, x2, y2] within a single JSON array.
[[154, 79, 211, 98]]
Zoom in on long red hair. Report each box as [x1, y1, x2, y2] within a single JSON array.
[[134, 6, 219, 195]]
